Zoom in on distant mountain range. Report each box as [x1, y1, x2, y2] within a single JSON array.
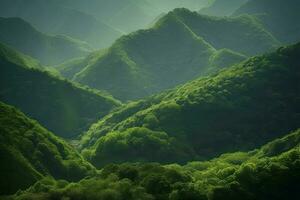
[[0, 17, 92, 65], [0, 0, 123, 49]]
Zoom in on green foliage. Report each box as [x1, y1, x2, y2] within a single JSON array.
[[0, 17, 92, 65], [0, 43, 121, 138], [90, 127, 193, 167], [74, 8, 277, 101], [0, 102, 96, 195], [81, 43, 300, 166], [10, 129, 300, 200]]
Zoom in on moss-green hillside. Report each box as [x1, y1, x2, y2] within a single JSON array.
[[80, 43, 300, 167], [74, 8, 278, 101], [10, 129, 300, 200], [0, 43, 121, 138], [0, 102, 96, 195], [0, 17, 93, 65]]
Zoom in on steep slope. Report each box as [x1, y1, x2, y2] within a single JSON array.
[[200, 0, 248, 16], [74, 11, 217, 101], [234, 0, 300, 44], [80, 43, 300, 167], [0, 43, 121, 138], [173, 9, 279, 55], [12, 129, 300, 200], [74, 8, 277, 101], [0, 102, 95, 195], [0, 17, 92, 65], [0, 0, 122, 49]]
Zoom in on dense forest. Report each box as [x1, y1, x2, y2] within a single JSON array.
[[0, 0, 299, 199]]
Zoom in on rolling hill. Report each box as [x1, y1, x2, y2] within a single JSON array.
[[79, 42, 300, 167], [234, 0, 300, 44], [73, 8, 278, 101], [0, 17, 92, 65], [0, 43, 121, 138], [0, 101, 96, 195]]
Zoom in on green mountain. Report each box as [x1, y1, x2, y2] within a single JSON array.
[[0, 43, 121, 138], [80, 42, 300, 167], [0, 17, 92, 65], [11, 129, 300, 200], [0, 0, 122, 49], [234, 0, 300, 44], [172, 9, 279, 55], [200, 0, 248, 16], [49, 0, 212, 33], [0, 101, 96, 195], [73, 8, 278, 101]]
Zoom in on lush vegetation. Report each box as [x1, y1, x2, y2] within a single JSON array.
[[0, 17, 92, 65], [7, 129, 300, 200], [0, 1, 299, 199], [0, 43, 121, 138], [234, 0, 300, 44], [74, 8, 279, 101], [80, 43, 300, 167], [0, 102, 96, 195]]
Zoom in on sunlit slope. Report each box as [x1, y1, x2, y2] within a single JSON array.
[[80, 43, 300, 167], [74, 9, 277, 101], [234, 0, 300, 44], [74, 10, 217, 101], [12, 129, 300, 200], [0, 43, 121, 138], [0, 17, 92, 65], [0, 102, 95, 195]]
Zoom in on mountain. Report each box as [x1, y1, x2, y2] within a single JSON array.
[[0, 17, 92, 65], [0, 43, 121, 138], [49, 0, 212, 33], [0, 0, 122, 49], [79, 42, 300, 167], [234, 0, 300, 44], [0, 101, 96, 195], [11, 129, 300, 199], [200, 0, 248, 16], [73, 8, 278, 101]]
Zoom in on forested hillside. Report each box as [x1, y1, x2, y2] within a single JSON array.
[[74, 8, 278, 101], [0, 17, 92, 65], [9, 129, 300, 200], [80, 43, 300, 167], [0, 43, 121, 138], [0, 102, 95, 195], [0, 1, 299, 199]]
